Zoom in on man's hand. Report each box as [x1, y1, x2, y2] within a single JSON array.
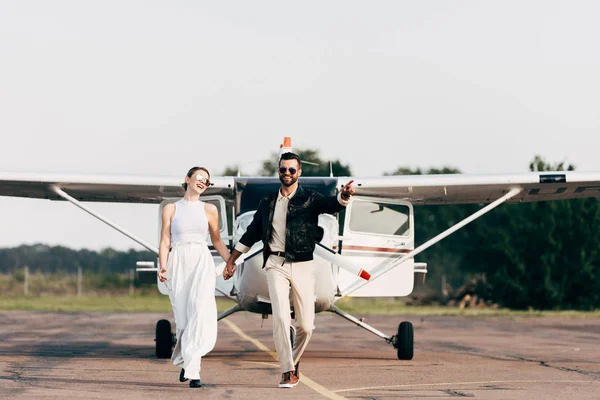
[[341, 179, 355, 200]]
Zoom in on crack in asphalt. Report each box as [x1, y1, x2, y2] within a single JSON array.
[[4, 361, 36, 394], [504, 352, 600, 378], [428, 341, 599, 379], [441, 388, 474, 397]]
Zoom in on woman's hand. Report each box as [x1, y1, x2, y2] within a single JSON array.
[[158, 267, 168, 282]]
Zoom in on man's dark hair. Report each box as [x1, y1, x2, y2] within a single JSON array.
[[279, 152, 302, 169]]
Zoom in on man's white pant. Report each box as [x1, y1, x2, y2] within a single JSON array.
[[265, 255, 316, 374]]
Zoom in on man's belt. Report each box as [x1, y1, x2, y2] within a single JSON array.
[[269, 251, 286, 257]]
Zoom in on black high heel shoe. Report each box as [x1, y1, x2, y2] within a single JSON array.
[[189, 379, 202, 388], [179, 369, 188, 382]]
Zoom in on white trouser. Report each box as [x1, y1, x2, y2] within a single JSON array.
[[265, 255, 316, 373]]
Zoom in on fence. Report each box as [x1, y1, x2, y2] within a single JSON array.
[[1, 266, 154, 297]]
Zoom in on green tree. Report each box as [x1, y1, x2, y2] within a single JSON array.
[[0, 244, 154, 275], [259, 149, 352, 177], [464, 155, 600, 309], [221, 166, 240, 176], [222, 149, 351, 177]]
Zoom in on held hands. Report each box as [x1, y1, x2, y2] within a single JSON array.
[[222, 261, 236, 280], [341, 179, 355, 200]]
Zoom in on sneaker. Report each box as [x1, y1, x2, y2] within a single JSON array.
[[278, 371, 299, 388]]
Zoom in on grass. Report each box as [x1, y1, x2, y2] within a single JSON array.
[[1, 295, 599, 317], [333, 297, 600, 317], [0, 295, 237, 313]]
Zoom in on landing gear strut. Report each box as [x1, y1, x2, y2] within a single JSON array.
[[329, 305, 414, 360]]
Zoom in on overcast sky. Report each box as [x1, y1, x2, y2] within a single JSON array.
[[1, 1, 599, 251]]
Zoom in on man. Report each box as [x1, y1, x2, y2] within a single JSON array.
[[223, 152, 354, 388]]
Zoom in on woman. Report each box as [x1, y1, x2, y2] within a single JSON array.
[[158, 166, 230, 388]]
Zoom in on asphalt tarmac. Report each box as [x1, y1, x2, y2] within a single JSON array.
[[1, 310, 599, 399]]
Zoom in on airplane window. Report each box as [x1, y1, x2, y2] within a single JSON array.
[[204, 199, 224, 231], [349, 200, 410, 236]]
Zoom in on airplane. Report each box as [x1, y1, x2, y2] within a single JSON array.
[[2, 136, 600, 361]]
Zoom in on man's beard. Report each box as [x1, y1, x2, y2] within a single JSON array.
[[279, 174, 298, 187]]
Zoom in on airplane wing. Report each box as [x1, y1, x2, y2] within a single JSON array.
[[0, 172, 234, 203], [339, 171, 600, 205]]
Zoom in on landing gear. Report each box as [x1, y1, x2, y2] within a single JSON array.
[[393, 321, 414, 360], [328, 305, 414, 360], [155, 319, 174, 358]]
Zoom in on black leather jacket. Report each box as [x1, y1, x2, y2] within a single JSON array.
[[238, 185, 346, 267]]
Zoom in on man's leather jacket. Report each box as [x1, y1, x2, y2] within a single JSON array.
[[238, 185, 346, 267]]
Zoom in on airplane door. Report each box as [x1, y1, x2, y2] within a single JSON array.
[[338, 197, 415, 297]]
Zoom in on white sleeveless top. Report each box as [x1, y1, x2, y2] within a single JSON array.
[[170, 199, 209, 245]]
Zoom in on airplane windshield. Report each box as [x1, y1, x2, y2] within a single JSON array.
[[235, 177, 338, 215], [349, 200, 410, 237]]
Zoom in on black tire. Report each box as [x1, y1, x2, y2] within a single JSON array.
[[156, 319, 173, 359], [396, 321, 414, 360]]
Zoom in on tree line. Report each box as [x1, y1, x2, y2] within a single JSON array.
[[0, 245, 155, 275], [399, 157, 600, 311]]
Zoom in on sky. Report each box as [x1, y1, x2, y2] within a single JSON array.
[[0, 1, 599, 251]]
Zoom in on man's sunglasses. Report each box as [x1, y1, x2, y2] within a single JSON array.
[[279, 167, 297, 175]]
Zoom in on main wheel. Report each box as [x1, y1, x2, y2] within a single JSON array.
[[155, 319, 173, 359], [396, 321, 414, 360]]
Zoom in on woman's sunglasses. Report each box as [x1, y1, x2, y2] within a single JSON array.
[[194, 173, 211, 186], [279, 167, 297, 175]]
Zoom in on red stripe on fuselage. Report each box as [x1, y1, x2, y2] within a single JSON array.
[[342, 245, 411, 253]]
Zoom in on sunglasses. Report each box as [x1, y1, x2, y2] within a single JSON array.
[[279, 167, 297, 175], [194, 173, 211, 186]]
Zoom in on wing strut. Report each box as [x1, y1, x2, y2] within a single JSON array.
[[51, 185, 158, 254], [341, 187, 522, 297]]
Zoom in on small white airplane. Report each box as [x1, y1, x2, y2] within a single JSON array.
[[2, 137, 600, 361]]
